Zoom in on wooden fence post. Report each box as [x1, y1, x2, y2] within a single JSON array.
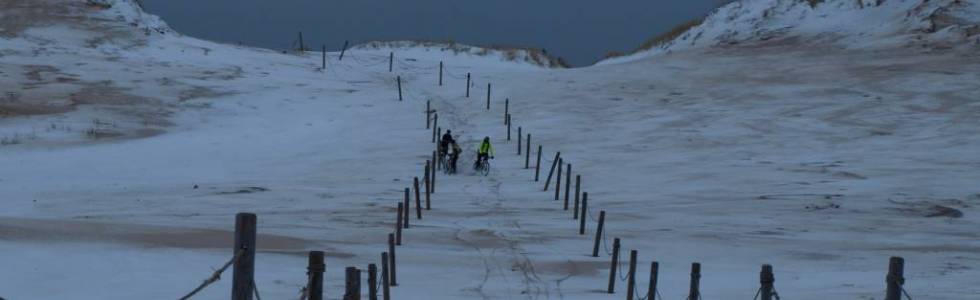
[[343, 267, 361, 300], [321, 45, 326, 70], [648, 262, 659, 300], [608, 238, 621, 294], [573, 175, 581, 219], [232, 212, 256, 300], [760, 264, 775, 300], [592, 210, 605, 257], [544, 152, 561, 190], [564, 163, 572, 209], [554, 159, 563, 200], [465, 73, 471, 98], [368, 264, 378, 300], [397, 76, 402, 101], [504, 98, 509, 124], [413, 177, 422, 219], [307, 251, 325, 300], [381, 252, 391, 298], [517, 127, 522, 155], [424, 162, 431, 210], [403, 188, 410, 228], [506, 114, 511, 141], [534, 145, 543, 181], [298, 32, 305, 52], [430, 150, 437, 194], [387, 235, 397, 286], [688, 263, 701, 300], [486, 83, 491, 110], [627, 250, 638, 300], [885, 257, 905, 300], [438, 61, 443, 86], [388, 52, 394, 72], [432, 114, 438, 143], [426, 100, 431, 129], [395, 203, 403, 245], [338, 40, 348, 61], [524, 134, 531, 167], [579, 192, 588, 234]]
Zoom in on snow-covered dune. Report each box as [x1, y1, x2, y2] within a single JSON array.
[[1, 0, 978, 299]]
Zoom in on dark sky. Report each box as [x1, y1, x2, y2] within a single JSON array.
[[142, 0, 726, 66]]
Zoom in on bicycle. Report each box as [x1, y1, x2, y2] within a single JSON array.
[[475, 156, 491, 176], [438, 151, 450, 174]]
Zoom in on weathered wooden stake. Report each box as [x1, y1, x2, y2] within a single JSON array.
[[431, 150, 437, 194], [579, 192, 588, 234], [544, 152, 561, 190], [592, 210, 605, 257], [368, 264, 378, 300], [608, 238, 621, 294], [486, 83, 491, 110], [381, 252, 392, 298], [506, 114, 511, 141], [885, 257, 905, 300], [343, 267, 361, 300], [760, 264, 775, 300], [321, 45, 326, 70], [438, 61, 443, 86], [388, 52, 394, 72], [424, 162, 431, 210], [402, 188, 410, 228], [397, 76, 402, 101], [648, 262, 659, 300], [504, 98, 509, 124], [298, 32, 305, 52], [307, 251, 325, 300], [517, 127, 522, 155], [426, 100, 431, 129], [688, 263, 701, 300], [534, 145, 542, 181], [564, 163, 572, 209], [387, 235, 397, 286], [395, 203, 403, 245], [554, 159, 563, 200], [627, 250, 638, 300], [432, 114, 438, 143], [338, 40, 348, 61], [525, 134, 531, 167], [232, 212, 256, 300], [413, 177, 422, 219], [465, 73, 471, 98], [573, 175, 581, 219]]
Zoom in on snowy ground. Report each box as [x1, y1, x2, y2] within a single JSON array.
[[1, 1, 979, 299]]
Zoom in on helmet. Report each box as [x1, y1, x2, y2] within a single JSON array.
[[483, 137, 490, 142]]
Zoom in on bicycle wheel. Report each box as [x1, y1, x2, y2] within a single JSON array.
[[481, 161, 490, 176]]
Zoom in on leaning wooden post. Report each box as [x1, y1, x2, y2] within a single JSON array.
[[579, 192, 588, 234], [424, 162, 431, 210], [554, 159, 563, 200], [307, 251, 325, 300], [543, 152, 561, 190], [432, 114, 438, 143], [368, 264, 378, 300], [465, 73, 471, 98], [387, 235, 397, 286], [688, 263, 701, 300], [506, 114, 511, 141], [760, 264, 775, 300], [534, 145, 543, 181], [413, 177, 422, 219], [396, 76, 402, 101], [438, 61, 443, 86], [388, 52, 394, 72], [627, 250, 638, 300], [592, 210, 605, 257], [573, 175, 581, 219], [381, 252, 392, 298], [402, 188, 410, 228], [395, 203, 403, 245], [517, 127, 522, 155], [486, 83, 491, 110], [504, 98, 509, 124], [607, 238, 621, 294], [885, 257, 905, 300], [426, 100, 431, 129], [564, 163, 572, 209], [647, 262, 659, 300], [338, 40, 348, 61], [298, 32, 305, 52], [525, 134, 531, 168], [321, 45, 326, 70], [231, 212, 257, 300], [430, 150, 437, 194]]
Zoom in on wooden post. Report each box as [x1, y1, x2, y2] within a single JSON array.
[[307, 251, 325, 300], [506, 114, 511, 141], [232, 213, 256, 300], [388, 52, 393, 72], [298, 32, 305, 52], [579, 192, 588, 234], [381, 252, 392, 298], [344, 267, 361, 300], [424, 162, 431, 210], [413, 177, 422, 219], [465, 73, 471, 98], [534, 145, 543, 181], [885, 257, 905, 300], [760, 264, 775, 300], [486, 83, 491, 110], [426, 100, 431, 129], [387, 235, 397, 286], [648, 262, 659, 300], [544, 152, 561, 190], [592, 210, 605, 257], [517, 127, 522, 155], [564, 164, 572, 209], [688, 263, 701, 300], [403, 188, 410, 228], [437, 127, 442, 148], [573, 175, 581, 219], [338, 40, 348, 61], [607, 238, 620, 294], [525, 134, 531, 168], [321, 45, 326, 70], [554, 159, 563, 200], [368, 264, 378, 300], [396, 76, 402, 101], [395, 203, 403, 245], [504, 98, 509, 124], [432, 114, 438, 143], [627, 250, 638, 300], [438, 61, 443, 86], [430, 150, 437, 194]]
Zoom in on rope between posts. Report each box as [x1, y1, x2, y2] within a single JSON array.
[[634, 283, 649, 300], [297, 286, 308, 300], [252, 278, 262, 300], [601, 226, 613, 255], [178, 248, 246, 300], [617, 246, 629, 282], [903, 287, 913, 300]]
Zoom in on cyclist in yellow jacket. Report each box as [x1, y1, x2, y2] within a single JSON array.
[[474, 136, 494, 169]]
